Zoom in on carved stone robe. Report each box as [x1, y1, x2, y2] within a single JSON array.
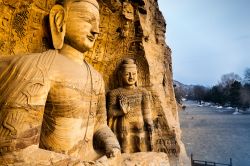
[[107, 87, 152, 152], [0, 50, 119, 161]]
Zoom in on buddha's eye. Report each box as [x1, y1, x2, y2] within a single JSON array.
[[124, 73, 129, 76], [79, 16, 92, 23]]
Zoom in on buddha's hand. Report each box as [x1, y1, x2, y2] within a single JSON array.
[[119, 97, 130, 114], [106, 147, 121, 158]]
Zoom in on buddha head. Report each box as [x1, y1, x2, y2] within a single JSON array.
[[120, 58, 138, 87], [50, 0, 100, 52]]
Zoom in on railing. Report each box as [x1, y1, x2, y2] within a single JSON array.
[[191, 154, 232, 166]]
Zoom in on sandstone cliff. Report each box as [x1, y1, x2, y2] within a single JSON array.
[[0, 0, 189, 165]]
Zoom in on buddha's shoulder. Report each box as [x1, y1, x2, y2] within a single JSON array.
[[136, 87, 149, 93], [108, 87, 124, 96], [108, 87, 149, 94], [0, 50, 57, 72], [134, 87, 151, 98]]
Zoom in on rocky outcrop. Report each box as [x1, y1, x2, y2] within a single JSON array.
[[86, 0, 189, 165]]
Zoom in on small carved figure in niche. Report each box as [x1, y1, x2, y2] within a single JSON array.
[[107, 58, 154, 153], [117, 0, 134, 38], [122, 0, 134, 21], [0, 0, 120, 164]]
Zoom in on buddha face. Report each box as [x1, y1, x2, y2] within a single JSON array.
[[65, 1, 100, 53], [122, 67, 138, 86]]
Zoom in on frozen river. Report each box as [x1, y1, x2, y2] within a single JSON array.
[[180, 101, 250, 166]]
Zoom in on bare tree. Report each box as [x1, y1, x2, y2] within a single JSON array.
[[192, 85, 207, 105], [244, 68, 250, 84], [220, 72, 242, 88]]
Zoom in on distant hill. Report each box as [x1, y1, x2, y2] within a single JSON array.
[[173, 80, 194, 95]]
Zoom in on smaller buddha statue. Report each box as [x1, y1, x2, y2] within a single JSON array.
[[107, 58, 154, 153]]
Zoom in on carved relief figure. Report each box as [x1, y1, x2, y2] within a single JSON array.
[[107, 58, 154, 153], [0, 0, 120, 163], [122, 0, 134, 21], [117, 0, 134, 38]]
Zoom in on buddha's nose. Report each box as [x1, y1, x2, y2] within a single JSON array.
[[91, 22, 100, 37], [129, 73, 133, 78]]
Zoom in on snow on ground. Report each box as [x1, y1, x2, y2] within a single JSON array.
[[180, 101, 250, 166], [232, 111, 242, 115], [183, 100, 249, 114]]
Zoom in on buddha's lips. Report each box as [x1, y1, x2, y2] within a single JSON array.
[[87, 35, 95, 42]]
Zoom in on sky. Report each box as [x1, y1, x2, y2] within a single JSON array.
[[158, 0, 250, 86]]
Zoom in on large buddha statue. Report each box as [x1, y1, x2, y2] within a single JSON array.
[[0, 0, 120, 164]]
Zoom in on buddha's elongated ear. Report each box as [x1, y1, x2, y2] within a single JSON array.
[[49, 5, 66, 49]]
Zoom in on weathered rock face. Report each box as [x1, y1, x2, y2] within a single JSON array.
[[0, 0, 189, 165], [0, 0, 55, 55], [121, 152, 170, 166], [86, 0, 189, 165]]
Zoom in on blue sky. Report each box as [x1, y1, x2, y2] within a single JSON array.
[[158, 0, 250, 86]]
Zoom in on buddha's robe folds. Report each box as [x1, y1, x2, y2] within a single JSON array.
[[0, 50, 120, 161]]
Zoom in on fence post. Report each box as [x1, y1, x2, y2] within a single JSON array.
[[191, 154, 193, 166], [230, 158, 232, 166]]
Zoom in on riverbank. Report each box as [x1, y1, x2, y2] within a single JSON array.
[[180, 100, 250, 166]]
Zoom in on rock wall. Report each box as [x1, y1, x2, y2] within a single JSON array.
[[85, 0, 189, 164], [0, 0, 189, 165], [0, 0, 55, 55], [138, 1, 189, 164]]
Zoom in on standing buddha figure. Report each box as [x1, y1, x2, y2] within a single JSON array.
[[107, 58, 154, 153]]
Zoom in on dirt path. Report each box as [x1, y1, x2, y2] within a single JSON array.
[[180, 101, 250, 166]]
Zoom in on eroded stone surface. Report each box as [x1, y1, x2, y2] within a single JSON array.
[[121, 152, 170, 166]]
